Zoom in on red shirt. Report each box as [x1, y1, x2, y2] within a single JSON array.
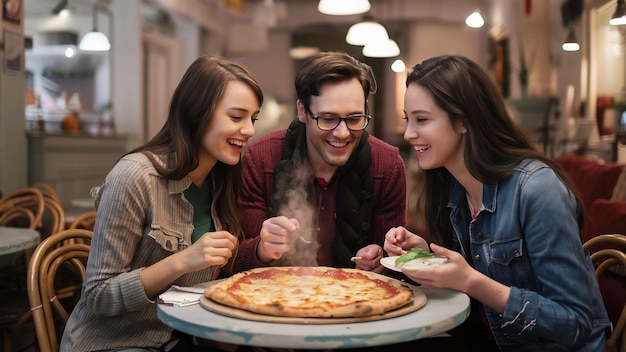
[[233, 129, 407, 273]]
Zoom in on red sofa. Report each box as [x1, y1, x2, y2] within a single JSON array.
[[554, 154, 626, 328]]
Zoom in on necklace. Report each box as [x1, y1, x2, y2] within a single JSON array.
[[465, 192, 480, 220]]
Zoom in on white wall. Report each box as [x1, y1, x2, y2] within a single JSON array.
[[0, 14, 27, 194]]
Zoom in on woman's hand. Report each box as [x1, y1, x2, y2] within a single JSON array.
[[401, 243, 511, 313], [183, 231, 238, 272], [384, 226, 429, 256], [401, 243, 473, 292], [140, 230, 237, 298]]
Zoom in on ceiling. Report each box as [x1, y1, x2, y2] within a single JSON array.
[[24, 0, 110, 17]]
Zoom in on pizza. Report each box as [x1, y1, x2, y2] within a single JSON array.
[[204, 266, 414, 318]]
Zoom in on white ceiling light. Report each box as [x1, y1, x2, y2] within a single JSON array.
[[79, 31, 110, 51], [79, 5, 110, 51], [562, 27, 580, 51], [64, 46, 76, 58], [391, 59, 406, 72], [363, 39, 400, 58], [289, 46, 320, 60], [318, 0, 370, 15], [346, 16, 389, 46], [465, 10, 484, 28], [610, 0, 626, 25]]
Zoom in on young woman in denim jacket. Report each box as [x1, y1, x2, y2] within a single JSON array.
[[60, 56, 263, 351], [384, 54, 610, 351]]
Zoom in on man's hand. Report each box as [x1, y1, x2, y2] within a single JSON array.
[[257, 216, 300, 263], [352, 244, 384, 273]]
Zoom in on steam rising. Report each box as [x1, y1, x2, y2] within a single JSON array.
[[274, 166, 320, 266]]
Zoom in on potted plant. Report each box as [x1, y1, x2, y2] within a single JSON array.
[[518, 43, 535, 97]]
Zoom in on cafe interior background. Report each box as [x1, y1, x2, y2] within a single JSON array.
[[0, 0, 625, 209]]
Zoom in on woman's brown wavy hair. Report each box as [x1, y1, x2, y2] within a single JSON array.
[[405, 54, 583, 247], [128, 55, 263, 254]]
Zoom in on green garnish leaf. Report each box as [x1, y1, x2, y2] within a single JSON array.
[[395, 247, 436, 266]]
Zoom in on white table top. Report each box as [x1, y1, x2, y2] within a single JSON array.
[[157, 283, 470, 349], [0, 227, 41, 256]]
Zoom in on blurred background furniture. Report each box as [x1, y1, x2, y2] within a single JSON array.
[[27, 134, 127, 207], [0, 183, 71, 351], [68, 210, 96, 231], [507, 97, 558, 157], [0, 187, 45, 352], [583, 234, 626, 352], [0, 187, 45, 231], [556, 155, 626, 349], [27, 228, 92, 352], [0, 187, 45, 351]]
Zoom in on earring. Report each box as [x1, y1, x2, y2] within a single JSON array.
[[462, 128, 467, 134]]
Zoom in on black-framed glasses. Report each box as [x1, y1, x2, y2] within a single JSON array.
[[307, 110, 371, 131]]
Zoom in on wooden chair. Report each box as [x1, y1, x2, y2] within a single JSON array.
[[0, 187, 46, 351], [68, 210, 97, 231], [33, 183, 61, 204], [0, 187, 45, 230], [27, 229, 92, 352], [40, 194, 65, 239], [583, 234, 626, 352], [32, 183, 66, 237], [0, 206, 37, 229]]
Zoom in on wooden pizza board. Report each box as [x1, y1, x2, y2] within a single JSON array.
[[199, 282, 427, 324]]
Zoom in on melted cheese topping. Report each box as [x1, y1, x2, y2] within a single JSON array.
[[228, 270, 396, 310]]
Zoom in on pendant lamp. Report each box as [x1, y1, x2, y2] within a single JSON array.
[[391, 59, 406, 73], [465, 10, 484, 28], [52, 0, 69, 15], [318, 0, 370, 16], [610, 0, 626, 25], [79, 5, 110, 51], [363, 38, 400, 58], [562, 27, 580, 52], [346, 15, 389, 46]]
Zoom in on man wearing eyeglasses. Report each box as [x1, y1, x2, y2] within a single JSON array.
[[232, 51, 407, 274]]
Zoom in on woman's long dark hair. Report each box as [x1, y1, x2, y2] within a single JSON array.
[[406, 54, 583, 246], [128, 56, 263, 242]]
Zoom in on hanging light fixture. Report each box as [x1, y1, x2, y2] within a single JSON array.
[[610, 0, 626, 25], [562, 27, 580, 51], [318, 0, 370, 16], [289, 46, 320, 60], [465, 9, 484, 28], [346, 15, 389, 46], [391, 59, 406, 72], [52, 0, 69, 16], [363, 38, 400, 58], [79, 5, 110, 51]]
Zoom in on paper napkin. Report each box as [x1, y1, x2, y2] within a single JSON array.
[[158, 285, 204, 307]]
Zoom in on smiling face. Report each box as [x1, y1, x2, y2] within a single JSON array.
[[201, 80, 260, 167], [403, 83, 466, 173], [297, 78, 366, 179]]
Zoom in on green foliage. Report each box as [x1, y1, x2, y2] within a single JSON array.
[[519, 43, 536, 92]]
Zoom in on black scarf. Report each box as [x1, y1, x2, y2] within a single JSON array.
[[269, 120, 373, 267]]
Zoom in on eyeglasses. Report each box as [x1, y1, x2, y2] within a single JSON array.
[[307, 110, 371, 131]]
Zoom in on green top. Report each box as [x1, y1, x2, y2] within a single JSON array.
[[184, 179, 214, 243]]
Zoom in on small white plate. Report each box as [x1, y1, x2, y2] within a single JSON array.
[[381, 255, 447, 272], [381, 256, 403, 272]]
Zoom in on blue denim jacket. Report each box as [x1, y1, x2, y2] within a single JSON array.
[[448, 159, 610, 351]]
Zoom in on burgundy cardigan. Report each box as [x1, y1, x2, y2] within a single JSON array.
[[233, 129, 407, 273]]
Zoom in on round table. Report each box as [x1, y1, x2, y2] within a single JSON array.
[[158, 284, 470, 350], [0, 227, 41, 257]]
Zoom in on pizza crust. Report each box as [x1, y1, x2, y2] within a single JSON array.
[[204, 266, 414, 318]]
